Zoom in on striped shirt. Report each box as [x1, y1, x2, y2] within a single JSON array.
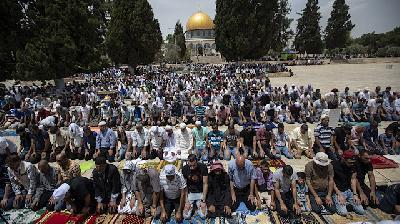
[[314, 124, 334, 148], [195, 106, 206, 118]]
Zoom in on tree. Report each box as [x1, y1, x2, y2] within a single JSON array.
[[173, 21, 186, 60], [325, 0, 354, 49], [215, 0, 279, 61], [294, 0, 323, 54], [15, 0, 108, 81], [271, 0, 293, 52], [0, 0, 25, 80], [164, 43, 180, 63], [106, 0, 162, 68]]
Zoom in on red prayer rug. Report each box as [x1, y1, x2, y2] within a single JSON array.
[[370, 155, 399, 169], [35, 211, 96, 224]]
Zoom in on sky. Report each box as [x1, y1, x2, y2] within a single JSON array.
[[147, 0, 400, 39]]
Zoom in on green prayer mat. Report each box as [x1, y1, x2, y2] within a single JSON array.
[[0, 208, 46, 224], [80, 160, 95, 173]]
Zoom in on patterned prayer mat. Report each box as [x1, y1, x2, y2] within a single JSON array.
[[95, 214, 144, 224], [252, 159, 286, 172], [34, 210, 96, 224], [269, 211, 327, 224], [0, 208, 45, 224], [323, 207, 394, 224], [117, 159, 182, 172]]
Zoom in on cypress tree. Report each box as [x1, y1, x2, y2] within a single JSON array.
[[173, 21, 186, 60], [294, 0, 323, 54], [215, 0, 279, 61], [106, 0, 162, 68], [325, 0, 354, 49]]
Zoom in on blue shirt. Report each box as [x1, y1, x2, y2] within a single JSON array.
[[228, 159, 257, 189], [96, 128, 117, 149]]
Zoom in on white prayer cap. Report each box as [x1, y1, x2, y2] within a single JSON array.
[[165, 125, 173, 131], [179, 123, 187, 129], [98, 121, 107, 126], [195, 121, 201, 126]]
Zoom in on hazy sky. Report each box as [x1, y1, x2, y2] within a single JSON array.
[[147, 0, 400, 39]]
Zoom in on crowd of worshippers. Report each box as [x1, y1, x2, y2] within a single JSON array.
[[1, 145, 400, 221], [2, 63, 398, 132]]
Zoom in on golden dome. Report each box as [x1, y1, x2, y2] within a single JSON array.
[[186, 11, 214, 31]]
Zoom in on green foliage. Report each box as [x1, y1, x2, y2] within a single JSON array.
[[294, 0, 323, 54], [344, 44, 367, 55], [173, 21, 187, 60], [376, 46, 400, 57], [0, 0, 25, 80], [354, 27, 400, 54], [215, 0, 279, 61], [106, 0, 162, 68], [325, 0, 354, 49], [165, 43, 180, 63], [271, 0, 294, 52], [14, 0, 108, 81]]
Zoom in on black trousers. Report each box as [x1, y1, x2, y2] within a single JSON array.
[[164, 196, 181, 220], [232, 185, 256, 212], [32, 190, 53, 211], [274, 190, 297, 217]]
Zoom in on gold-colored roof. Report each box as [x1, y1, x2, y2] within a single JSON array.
[[186, 11, 214, 31]]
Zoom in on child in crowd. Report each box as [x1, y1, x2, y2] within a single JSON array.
[[116, 126, 129, 161], [296, 172, 311, 212], [255, 159, 275, 209]]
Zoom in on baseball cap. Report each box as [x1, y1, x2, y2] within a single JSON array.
[[342, 150, 357, 160], [164, 164, 176, 176]]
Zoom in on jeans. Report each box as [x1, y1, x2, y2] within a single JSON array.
[[196, 146, 208, 161], [164, 196, 181, 221], [19, 146, 30, 160], [333, 189, 366, 215], [278, 114, 289, 123], [99, 147, 115, 162], [341, 114, 354, 122], [384, 114, 400, 121], [274, 146, 293, 159], [224, 146, 237, 160], [309, 191, 336, 214], [118, 145, 128, 160], [183, 192, 206, 219]]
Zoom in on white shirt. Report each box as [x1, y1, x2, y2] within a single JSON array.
[[159, 170, 187, 199], [395, 98, 400, 113], [176, 129, 193, 152]]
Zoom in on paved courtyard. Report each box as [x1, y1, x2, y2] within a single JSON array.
[[271, 62, 400, 93]]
